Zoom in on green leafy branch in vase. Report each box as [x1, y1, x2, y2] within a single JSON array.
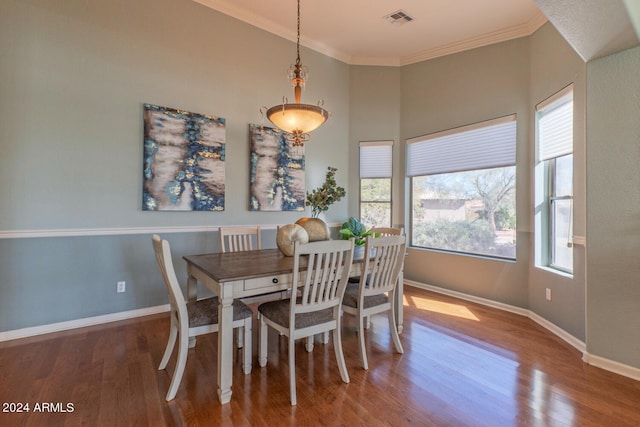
[[305, 167, 346, 218]]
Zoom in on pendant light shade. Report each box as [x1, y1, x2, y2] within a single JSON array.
[[266, 103, 329, 141], [262, 0, 329, 147]]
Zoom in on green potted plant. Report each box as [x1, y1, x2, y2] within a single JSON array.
[[305, 166, 346, 218], [296, 166, 346, 241], [339, 217, 372, 247]]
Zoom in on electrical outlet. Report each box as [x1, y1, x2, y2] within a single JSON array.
[[545, 288, 551, 301], [117, 281, 126, 293]]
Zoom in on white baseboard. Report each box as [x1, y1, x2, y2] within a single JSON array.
[[406, 280, 530, 316], [0, 304, 170, 343], [405, 280, 640, 382], [583, 352, 640, 381], [528, 311, 586, 353]]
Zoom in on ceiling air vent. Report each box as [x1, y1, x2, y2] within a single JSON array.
[[384, 10, 414, 25]]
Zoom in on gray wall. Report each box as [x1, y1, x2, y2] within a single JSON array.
[[0, 0, 351, 230], [0, 0, 350, 331], [399, 37, 532, 309], [528, 23, 587, 340], [348, 66, 401, 223], [586, 46, 640, 368]]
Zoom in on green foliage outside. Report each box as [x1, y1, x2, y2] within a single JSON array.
[[360, 178, 391, 228], [412, 166, 516, 258], [413, 219, 495, 254]]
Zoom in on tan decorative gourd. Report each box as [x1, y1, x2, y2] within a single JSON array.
[[295, 217, 330, 242], [276, 224, 310, 256]]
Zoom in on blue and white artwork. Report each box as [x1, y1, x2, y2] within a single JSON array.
[[143, 104, 225, 211], [249, 124, 305, 211]]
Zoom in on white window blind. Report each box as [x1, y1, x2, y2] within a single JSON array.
[[406, 115, 517, 177], [537, 86, 573, 161], [360, 141, 393, 178]]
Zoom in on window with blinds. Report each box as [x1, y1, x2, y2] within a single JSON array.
[[407, 115, 517, 259], [537, 85, 573, 162], [407, 115, 516, 176], [535, 85, 574, 274], [359, 141, 392, 227]]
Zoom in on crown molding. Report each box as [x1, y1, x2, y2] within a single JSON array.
[[395, 10, 548, 66], [192, 0, 352, 64]]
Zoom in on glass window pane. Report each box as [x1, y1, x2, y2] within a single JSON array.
[[554, 154, 573, 196], [361, 202, 391, 228], [411, 166, 516, 259], [552, 199, 573, 271], [361, 178, 391, 201]]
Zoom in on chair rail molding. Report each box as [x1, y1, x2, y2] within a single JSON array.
[[0, 223, 343, 239]]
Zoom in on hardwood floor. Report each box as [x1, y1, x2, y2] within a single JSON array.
[[1, 286, 639, 426]]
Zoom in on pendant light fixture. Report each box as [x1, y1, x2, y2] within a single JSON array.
[[262, 0, 329, 147]]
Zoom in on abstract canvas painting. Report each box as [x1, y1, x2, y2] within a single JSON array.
[[249, 124, 305, 211], [143, 104, 225, 211]]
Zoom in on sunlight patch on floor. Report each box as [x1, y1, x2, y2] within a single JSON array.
[[403, 294, 479, 321]]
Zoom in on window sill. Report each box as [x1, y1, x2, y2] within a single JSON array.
[[535, 265, 573, 279]]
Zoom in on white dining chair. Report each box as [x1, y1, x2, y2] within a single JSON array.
[[342, 234, 406, 370], [152, 234, 253, 401], [353, 226, 405, 329], [257, 239, 354, 405], [219, 225, 261, 253]]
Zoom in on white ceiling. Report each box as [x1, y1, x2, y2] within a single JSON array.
[[194, 0, 548, 66], [194, 0, 640, 66]]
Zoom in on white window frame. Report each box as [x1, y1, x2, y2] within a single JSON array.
[[359, 141, 393, 227], [535, 84, 574, 274]]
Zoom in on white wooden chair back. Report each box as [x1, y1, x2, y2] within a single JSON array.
[[371, 226, 404, 237], [292, 239, 355, 319], [219, 226, 261, 252], [152, 234, 188, 324], [360, 234, 406, 297]]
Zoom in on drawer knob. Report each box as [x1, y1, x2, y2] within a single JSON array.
[[272, 277, 279, 284]]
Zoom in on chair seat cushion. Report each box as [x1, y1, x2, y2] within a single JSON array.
[[187, 297, 253, 328], [258, 298, 334, 329], [342, 283, 388, 309]]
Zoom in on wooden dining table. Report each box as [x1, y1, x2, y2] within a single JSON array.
[[183, 247, 404, 404]]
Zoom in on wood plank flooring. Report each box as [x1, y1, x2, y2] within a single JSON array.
[[1, 286, 639, 426]]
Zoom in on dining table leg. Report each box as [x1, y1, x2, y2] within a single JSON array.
[[217, 281, 235, 404], [186, 266, 198, 347]]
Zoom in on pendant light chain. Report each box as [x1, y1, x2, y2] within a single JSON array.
[[262, 0, 330, 147], [296, 0, 301, 66]]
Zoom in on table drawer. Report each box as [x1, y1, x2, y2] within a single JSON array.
[[244, 273, 292, 292]]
